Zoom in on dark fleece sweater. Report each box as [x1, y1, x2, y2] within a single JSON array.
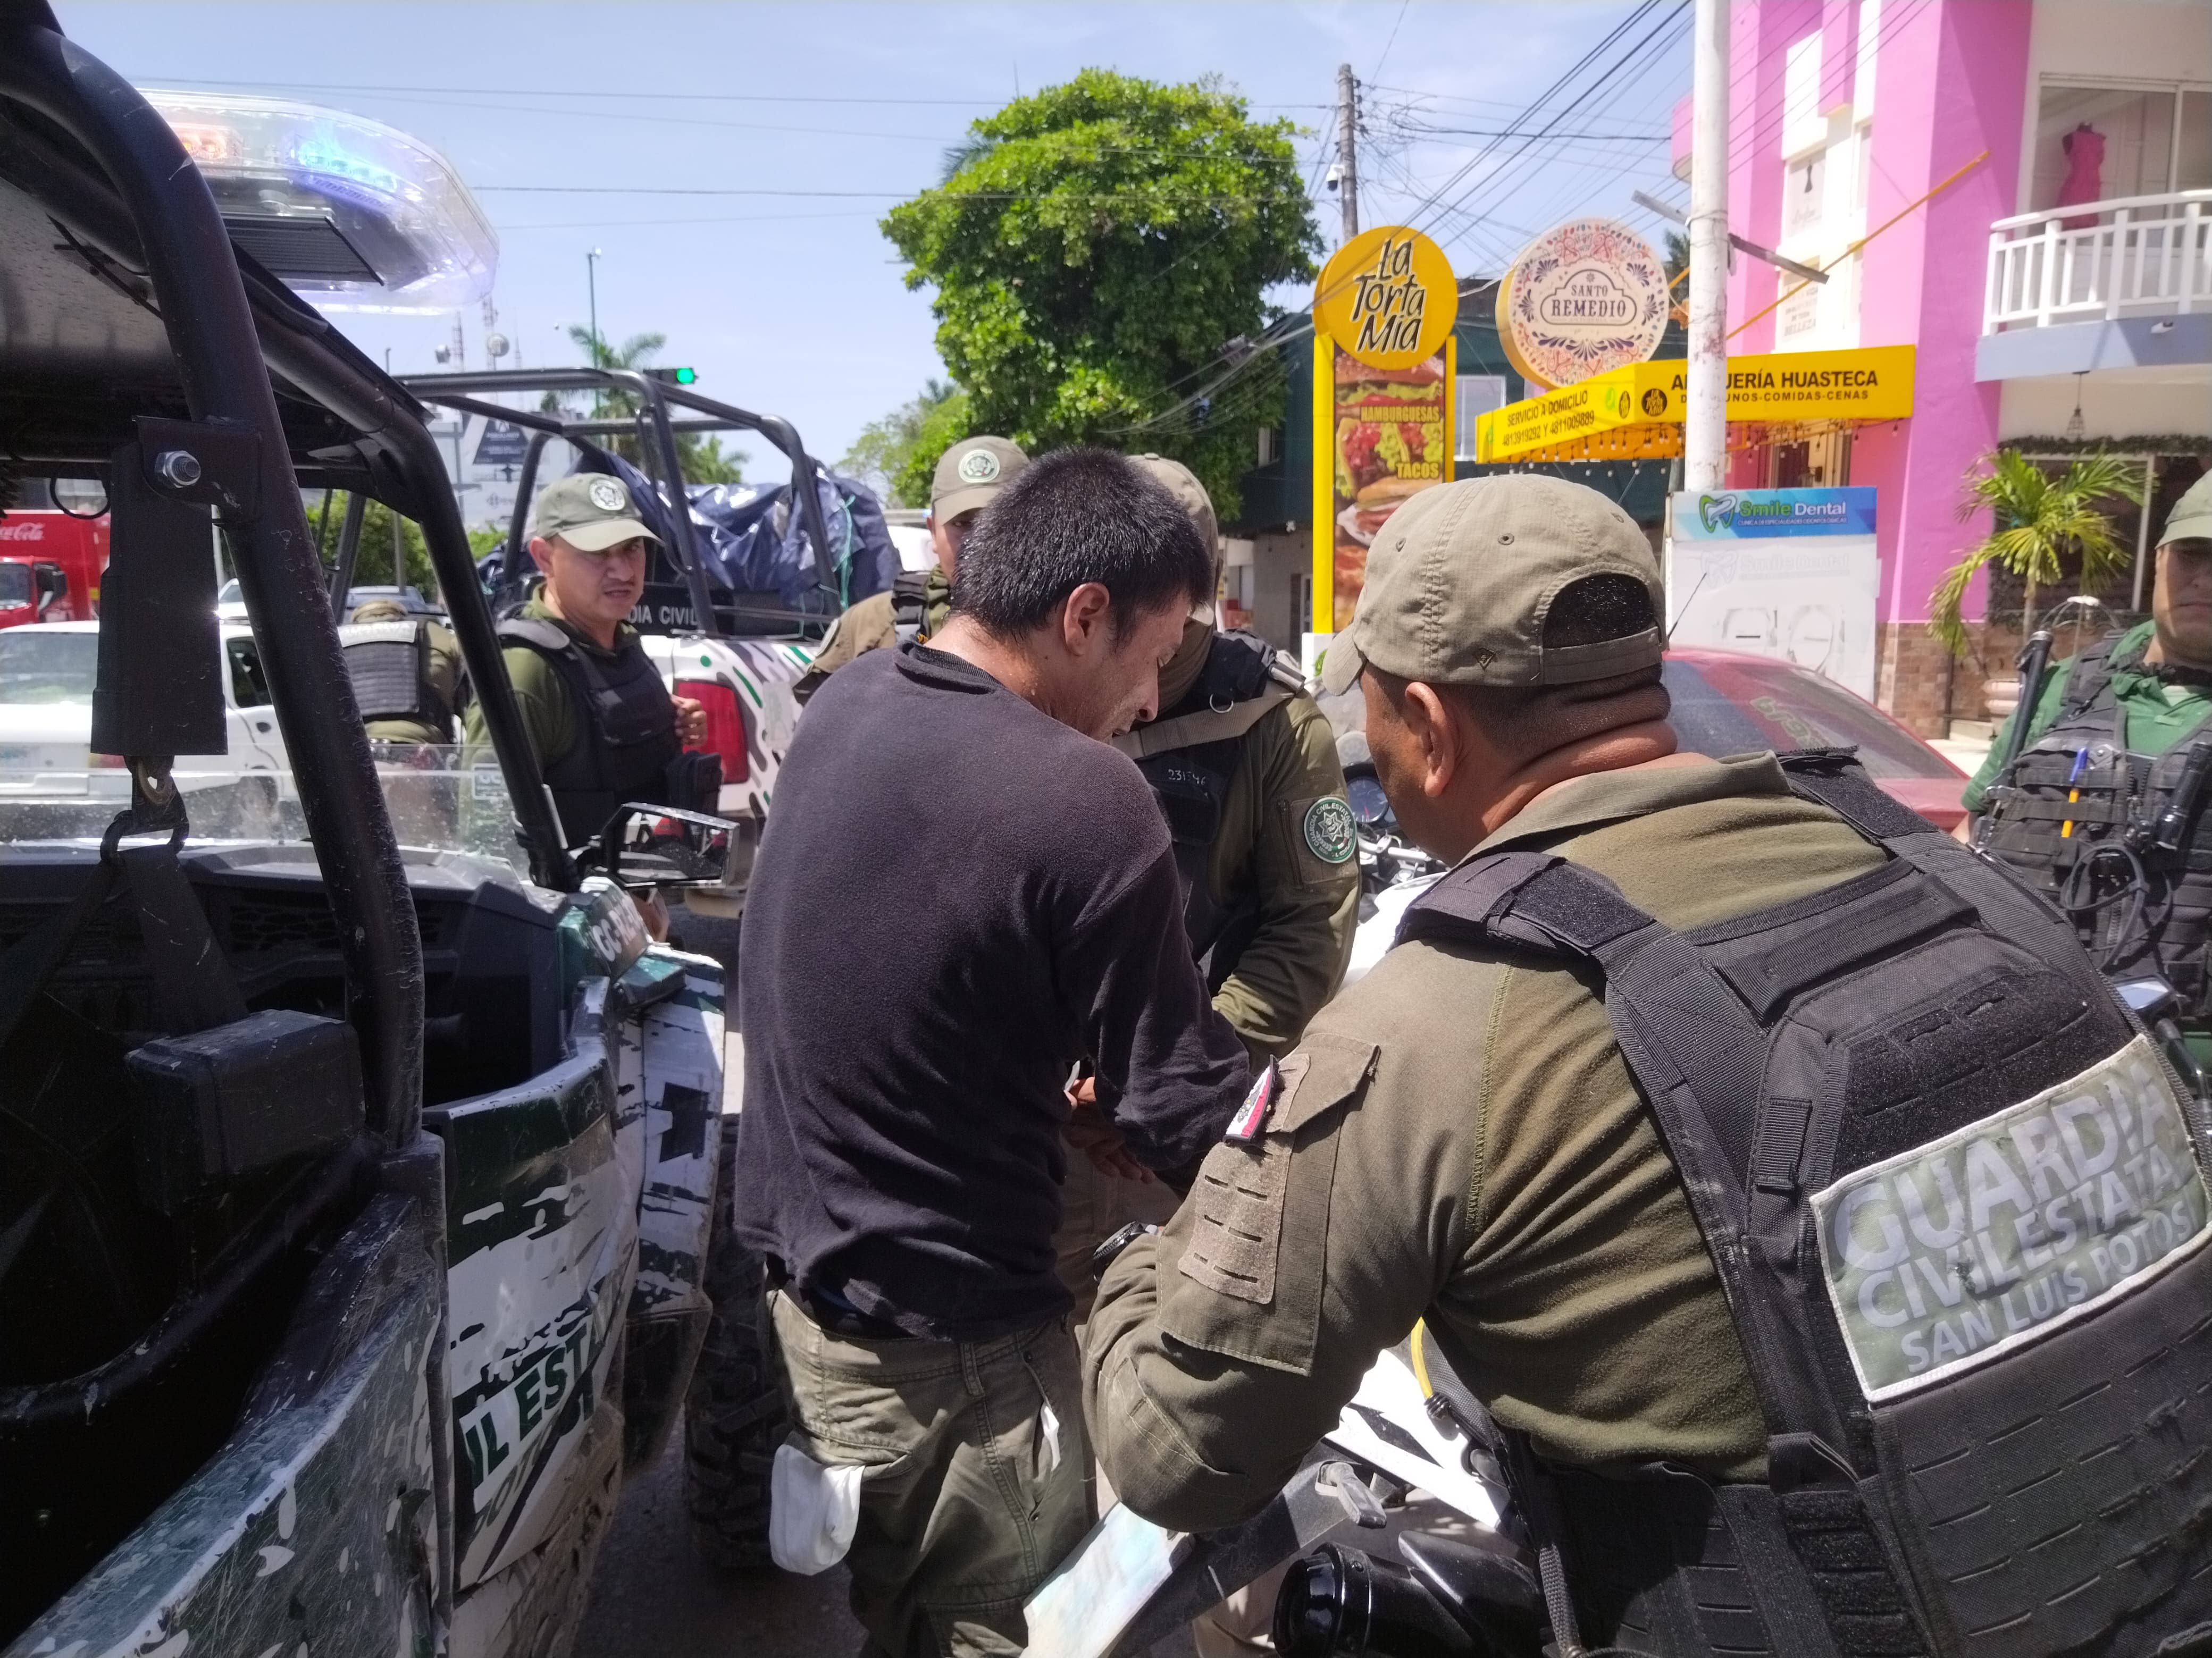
[[735, 643, 1250, 1339]]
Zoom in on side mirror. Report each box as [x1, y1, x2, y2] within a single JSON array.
[[589, 802, 745, 890], [33, 562, 63, 615]]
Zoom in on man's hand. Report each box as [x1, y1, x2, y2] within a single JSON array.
[[673, 695, 709, 747], [1067, 1076, 1157, 1182]]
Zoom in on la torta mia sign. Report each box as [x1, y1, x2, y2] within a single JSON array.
[[1313, 226, 1459, 372], [1311, 228, 1459, 633]]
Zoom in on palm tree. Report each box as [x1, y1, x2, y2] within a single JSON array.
[[566, 326, 667, 423], [1929, 449, 2146, 657], [555, 327, 744, 481]]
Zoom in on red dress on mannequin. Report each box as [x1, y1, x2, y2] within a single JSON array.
[[2058, 123, 2106, 229]]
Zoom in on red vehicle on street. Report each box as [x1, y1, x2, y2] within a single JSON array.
[[1663, 646, 1970, 829], [0, 479, 108, 628]]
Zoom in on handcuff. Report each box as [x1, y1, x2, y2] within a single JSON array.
[[1088, 1221, 1159, 1283]]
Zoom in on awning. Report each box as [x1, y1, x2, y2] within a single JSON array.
[[1472, 344, 1916, 464]]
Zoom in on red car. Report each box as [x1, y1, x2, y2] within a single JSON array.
[[1664, 647, 1968, 830]]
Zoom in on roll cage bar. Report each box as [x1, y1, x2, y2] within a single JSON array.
[[398, 369, 838, 638], [0, 9, 583, 1142]]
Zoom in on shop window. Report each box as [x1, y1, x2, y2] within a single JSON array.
[[2031, 84, 2183, 214], [1453, 375, 1507, 461], [2181, 90, 2212, 192]]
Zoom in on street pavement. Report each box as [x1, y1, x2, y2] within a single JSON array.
[[571, 1414, 1472, 1658], [571, 1417, 864, 1656]]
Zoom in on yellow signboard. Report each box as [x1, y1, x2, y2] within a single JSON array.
[[1313, 226, 1460, 372], [1473, 344, 1917, 463], [1311, 226, 1459, 632]]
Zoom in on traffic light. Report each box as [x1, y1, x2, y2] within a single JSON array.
[[646, 366, 698, 386]]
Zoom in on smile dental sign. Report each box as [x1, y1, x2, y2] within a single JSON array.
[[1816, 1034, 2211, 1401]]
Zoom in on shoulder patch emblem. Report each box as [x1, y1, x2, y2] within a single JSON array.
[[1224, 1059, 1280, 1142], [587, 476, 626, 512], [1302, 796, 1357, 865], [957, 448, 1001, 484]]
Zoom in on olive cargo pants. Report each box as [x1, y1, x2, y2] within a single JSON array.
[[768, 1291, 1093, 1657]]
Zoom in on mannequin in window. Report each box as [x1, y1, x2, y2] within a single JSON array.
[[2058, 122, 2105, 228]]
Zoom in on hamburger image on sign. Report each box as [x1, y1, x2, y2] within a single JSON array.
[[1331, 349, 1447, 617]]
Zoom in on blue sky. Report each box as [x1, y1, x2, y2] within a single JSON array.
[[58, 1, 1690, 486]]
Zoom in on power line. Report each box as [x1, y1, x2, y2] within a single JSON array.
[[1384, 0, 1672, 241], [135, 74, 1333, 110], [1413, 2, 1689, 242]]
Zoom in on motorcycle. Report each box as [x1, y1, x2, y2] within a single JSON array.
[[1023, 1324, 1544, 1658], [1339, 731, 1445, 990]]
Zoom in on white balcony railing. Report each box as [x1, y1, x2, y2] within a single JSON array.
[[1983, 188, 2211, 334]]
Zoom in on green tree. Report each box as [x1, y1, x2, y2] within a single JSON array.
[[306, 491, 434, 599], [881, 69, 1319, 517], [1929, 449, 2147, 656], [564, 326, 748, 483], [841, 378, 968, 506]]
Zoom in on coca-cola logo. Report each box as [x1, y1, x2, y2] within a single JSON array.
[[0, 521, 47, 541]]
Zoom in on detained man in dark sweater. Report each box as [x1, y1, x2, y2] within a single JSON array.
[[735, 447, 1252, 1657]]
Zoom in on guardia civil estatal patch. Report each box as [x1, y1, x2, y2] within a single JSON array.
[[1303, 796, 1357, 865], [587, 476, 626, 512], [957, 448, 1000, 484], [1814, 1033, 2211, 1402]]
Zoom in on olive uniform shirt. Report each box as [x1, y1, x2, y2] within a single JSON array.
[[461, 597, 643, 768], [793, 568, 952, 703], [364, 620, 463, 747], [1963, 620, 2212, 813], [1196, 691, 1361, 1058], [1085, 754, 1889, 1535]]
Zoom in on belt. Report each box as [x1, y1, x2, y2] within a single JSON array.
[[803, 1295, 912, 1342], [773, 1269, 915, 1342]]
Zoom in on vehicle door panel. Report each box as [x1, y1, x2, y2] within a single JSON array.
[[438, 982, 636, 1590]]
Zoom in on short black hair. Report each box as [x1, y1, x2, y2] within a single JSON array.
[[951, 447, 1213, 642]]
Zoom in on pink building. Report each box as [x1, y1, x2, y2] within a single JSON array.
[[1676, 0, 2210, 735]]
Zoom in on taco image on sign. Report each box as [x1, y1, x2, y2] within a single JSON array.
[[1333, 354, 1447, 500]]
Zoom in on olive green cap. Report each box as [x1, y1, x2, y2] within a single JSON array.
[[530, 473, 661, 553], [2164, 470, 2212, 548], [931, 436, 1028, 521], [1130, 453, 1219, 560], [1321, 474, 1662, 695]]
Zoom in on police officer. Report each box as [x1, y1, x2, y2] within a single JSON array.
[[1083, 474, 2212, 1657], [462, 472, 708, 848], [341, 595, 462, 747], [792, 436, 1027, 703], [1057, 456, 1357, 1325], [1965, 471, 2212, 1049]]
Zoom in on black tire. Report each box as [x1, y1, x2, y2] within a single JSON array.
[[683, 1115, 790, 1572]]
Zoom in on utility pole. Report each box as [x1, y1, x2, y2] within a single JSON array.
[[1685, 0, 1730, 492], [585, 247, 602, 361], [1335, 63, 1360, 245]]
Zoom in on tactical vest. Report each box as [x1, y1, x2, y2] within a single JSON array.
[[498, 617, 681, 846], [1981, 635, 2212, 1019], [338, 619, 451, 734], [1403, 752, 2212, 1658], [890, 569, 935, 646], [1114, 632, 1301, 980]]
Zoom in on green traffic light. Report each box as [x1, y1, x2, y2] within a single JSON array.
[[673, 366, 697, 385]]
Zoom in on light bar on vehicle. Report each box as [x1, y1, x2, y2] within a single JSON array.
[[141, 89, 498, 314]]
